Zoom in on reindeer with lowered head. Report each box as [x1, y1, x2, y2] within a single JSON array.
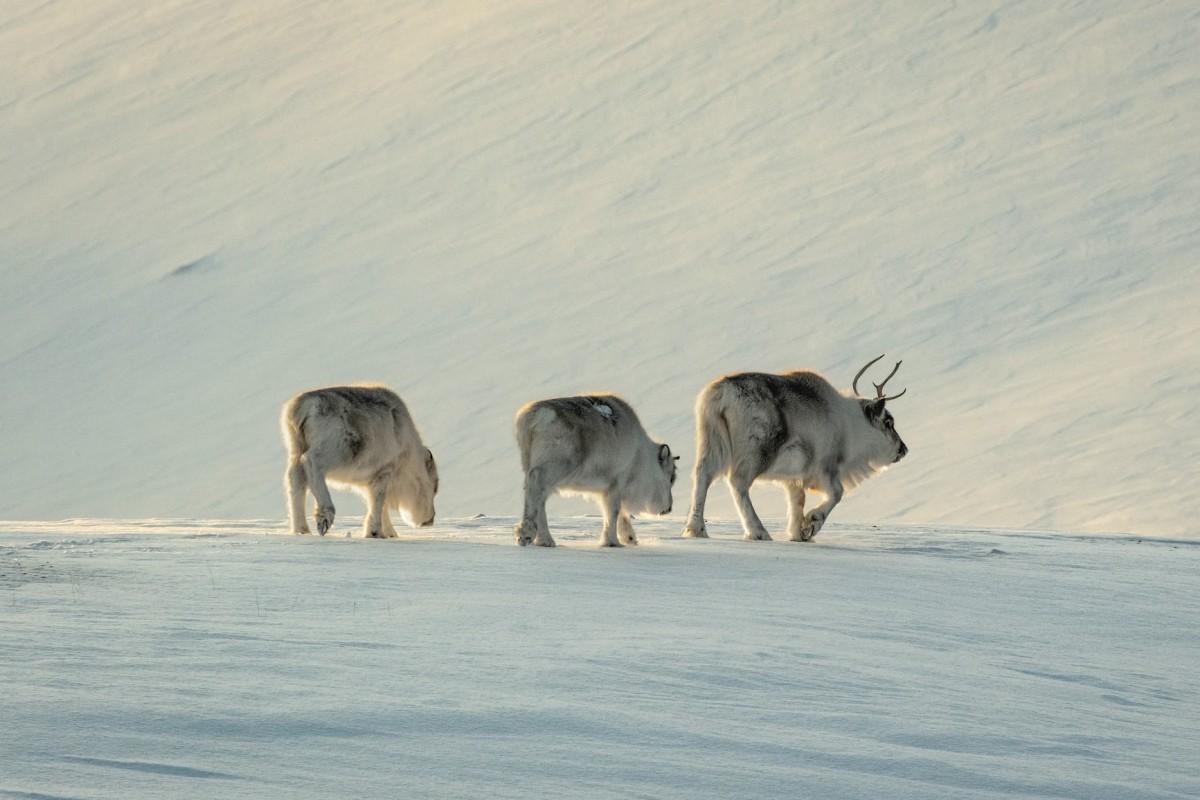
[[681, 355, 908, 542]]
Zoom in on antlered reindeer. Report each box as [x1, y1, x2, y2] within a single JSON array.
[[682, 355, 908, 542]]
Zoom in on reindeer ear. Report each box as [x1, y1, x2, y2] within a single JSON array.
[[424, 448, 435, 469], [658, 443, 671, 464], [863, 398, 886, 420]]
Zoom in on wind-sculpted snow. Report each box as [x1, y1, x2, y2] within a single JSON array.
[[1, 0, 1198, 535], [2, 519, 1198, 798]]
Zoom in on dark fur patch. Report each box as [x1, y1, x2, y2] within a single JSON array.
[[726, 372, 829, 411], [722, 373, 832, 467], [755, 427, 789, 468], [328, 387, 394, 409], [861, 401, 886, 424], [538, 395, 627, 428]]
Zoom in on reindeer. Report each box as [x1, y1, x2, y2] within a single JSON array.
[[281, 385, 438, 538], [514, 395, 677, 547], [681, 355, 908, 542]]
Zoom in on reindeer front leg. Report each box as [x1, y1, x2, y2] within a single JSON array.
[[801, 473, 843, 541], [364, 471, 392, 538], [617, 511, 638, 545], [381, 508, 399, 538], [599, 491, 623, 548]]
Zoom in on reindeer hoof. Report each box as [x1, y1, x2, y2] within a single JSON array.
[[800, 513, 825, 541], [315, 506, 335, 536], [682, 526, 708, 539]]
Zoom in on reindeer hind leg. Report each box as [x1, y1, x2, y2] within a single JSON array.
[[285, 457, 310, 534], [301, 454, 336, 535]]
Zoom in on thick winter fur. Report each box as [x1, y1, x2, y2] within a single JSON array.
[[682, 371, 907, 542], [514, 395, 677, 548], [280, 385, 438, 538]]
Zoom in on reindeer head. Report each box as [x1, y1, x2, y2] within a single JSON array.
[[852, 354, 909, 465], [398, 447, 438, 527], [652, 442, 679, 515]]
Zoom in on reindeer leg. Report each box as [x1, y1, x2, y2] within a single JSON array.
[[516, 464, 560, 547], [682, 461, 714, 539], [599, 491, 623, 548], [301, 454, 335, 535], [534, 497, 552, 547], [363, 473, 390, 538], [784, 482, 808, 542], [618, 510, 638, 545], [802, 473, 843, 541], [285, 457, 310, 534], [728, 463, 771, 541]]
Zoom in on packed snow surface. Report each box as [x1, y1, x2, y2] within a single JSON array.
[[2, 0, 1198, 535], [3, 519, 1198, 799]]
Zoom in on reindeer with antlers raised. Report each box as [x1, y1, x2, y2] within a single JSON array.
[[681, 355, 909, 542]]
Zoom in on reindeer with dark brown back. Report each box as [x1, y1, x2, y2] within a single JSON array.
[[682, 355, 908, 542]]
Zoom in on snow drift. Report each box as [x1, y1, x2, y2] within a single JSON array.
[[2, 0, 1197, 535]]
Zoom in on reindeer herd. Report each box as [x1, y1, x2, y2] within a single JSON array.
[[280, 357, 908, 546]]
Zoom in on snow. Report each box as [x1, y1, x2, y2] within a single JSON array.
[[3, 518, 1198, 798], [2, 0, 1198, 535], [4, 3, 1198, 795]]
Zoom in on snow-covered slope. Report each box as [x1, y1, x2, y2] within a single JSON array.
[[3, 519, 1198, 799], [3, 1, 1197, 534]]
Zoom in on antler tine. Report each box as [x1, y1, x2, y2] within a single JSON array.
[[870, 359, 906, 402], [851, 354, 886, 396], [872, 360, 902, 396]]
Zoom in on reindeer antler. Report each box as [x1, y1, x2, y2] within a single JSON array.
[[873, 360, 906, 401], [852, 354, 884, 396], [852, 354, 907, 401]]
